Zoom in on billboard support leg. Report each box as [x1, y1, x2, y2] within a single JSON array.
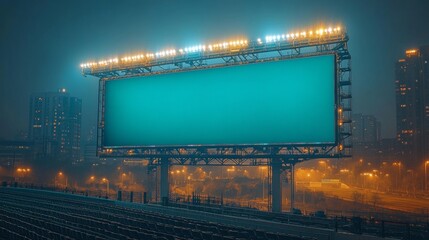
[[271, 159, 282, 213], [160, 157, 169, 205], [290, 163, 295, 213]]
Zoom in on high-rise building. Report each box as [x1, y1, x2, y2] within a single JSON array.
[[351, 113, 381, 144], [351, 113, 400, 167], [28, 89, 82, 162], [351, 113, 382, 165], [395, 46, 429, 167], [83, 126, 98, 163]]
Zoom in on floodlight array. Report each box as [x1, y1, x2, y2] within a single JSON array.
[[80, 25, 342, 69], [265, 27, 341, 43]]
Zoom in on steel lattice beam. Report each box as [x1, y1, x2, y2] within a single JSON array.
[[91, 34, 352, 166]]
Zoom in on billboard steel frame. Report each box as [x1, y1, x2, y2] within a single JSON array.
[[87, 33, 351, 167]]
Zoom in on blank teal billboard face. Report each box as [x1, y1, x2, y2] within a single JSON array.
[[104, 54, 336, 147]]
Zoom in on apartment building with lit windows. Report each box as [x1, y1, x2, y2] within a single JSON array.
[[395, 46, 429, 167], [28, 89, 81, 162]]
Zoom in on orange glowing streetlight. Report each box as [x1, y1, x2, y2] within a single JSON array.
[[15, 167, 31, 181], [393, 162, 402, 188], [102, 178, 110, 197], [226, 168, 235, 179], [361, 172, 377, 188], [425, 160, 429, 191], [121, 173, 127, 187], [319, 160, 328, 172], [55, 171, 67, 188], [88, 176, 96, 188]]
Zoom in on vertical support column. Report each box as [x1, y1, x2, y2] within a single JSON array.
[[290, 163, 295, 212], [271, 158, 282, 213], [267, 164, 272, 212], [160, 157, 169, 205]]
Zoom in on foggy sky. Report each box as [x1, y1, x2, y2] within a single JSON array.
[[1, 0, 429, 141]]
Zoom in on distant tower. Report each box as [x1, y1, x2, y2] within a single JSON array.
[[351, 113, 381, 144], [28, 88, 82, 162], [395, 46, 429, 167]]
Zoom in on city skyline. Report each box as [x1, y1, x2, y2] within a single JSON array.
[[1, 2, 429, 238], [1, 0, 429, 140]]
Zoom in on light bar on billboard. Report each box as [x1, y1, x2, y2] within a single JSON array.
[[80, 25, 342, 69]]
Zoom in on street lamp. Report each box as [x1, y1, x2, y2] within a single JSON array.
[[226, 168, 235, 179], [425, 161, 429, 191], [55, 171, 68, 188], [102, 178, 109, 198], [319, 160, 328, 172], [15, 167, 31, 182], [361, 172, 375, 188], [89, 175, 95, 185], [393, 162, 402, 189], [121, 173, 126, 188], [87, 176, 95, 195], [15, 168, 22, 182]]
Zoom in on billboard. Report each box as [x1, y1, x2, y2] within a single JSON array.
[[103, 54, 336, 147]]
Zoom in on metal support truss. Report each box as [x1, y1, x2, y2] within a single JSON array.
[[93, 33, 351, 166], [336, 40, 352, 158], [102, 145, 342, 167]]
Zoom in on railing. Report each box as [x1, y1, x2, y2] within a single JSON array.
[[3, 181, 428, 240]]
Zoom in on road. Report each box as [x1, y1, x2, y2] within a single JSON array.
[[314, 185, 429, 214]]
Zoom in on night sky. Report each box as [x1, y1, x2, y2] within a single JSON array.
[[1, 0, 429, 141]]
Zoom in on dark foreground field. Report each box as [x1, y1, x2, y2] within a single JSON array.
[[0, 187, 315, 240]]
